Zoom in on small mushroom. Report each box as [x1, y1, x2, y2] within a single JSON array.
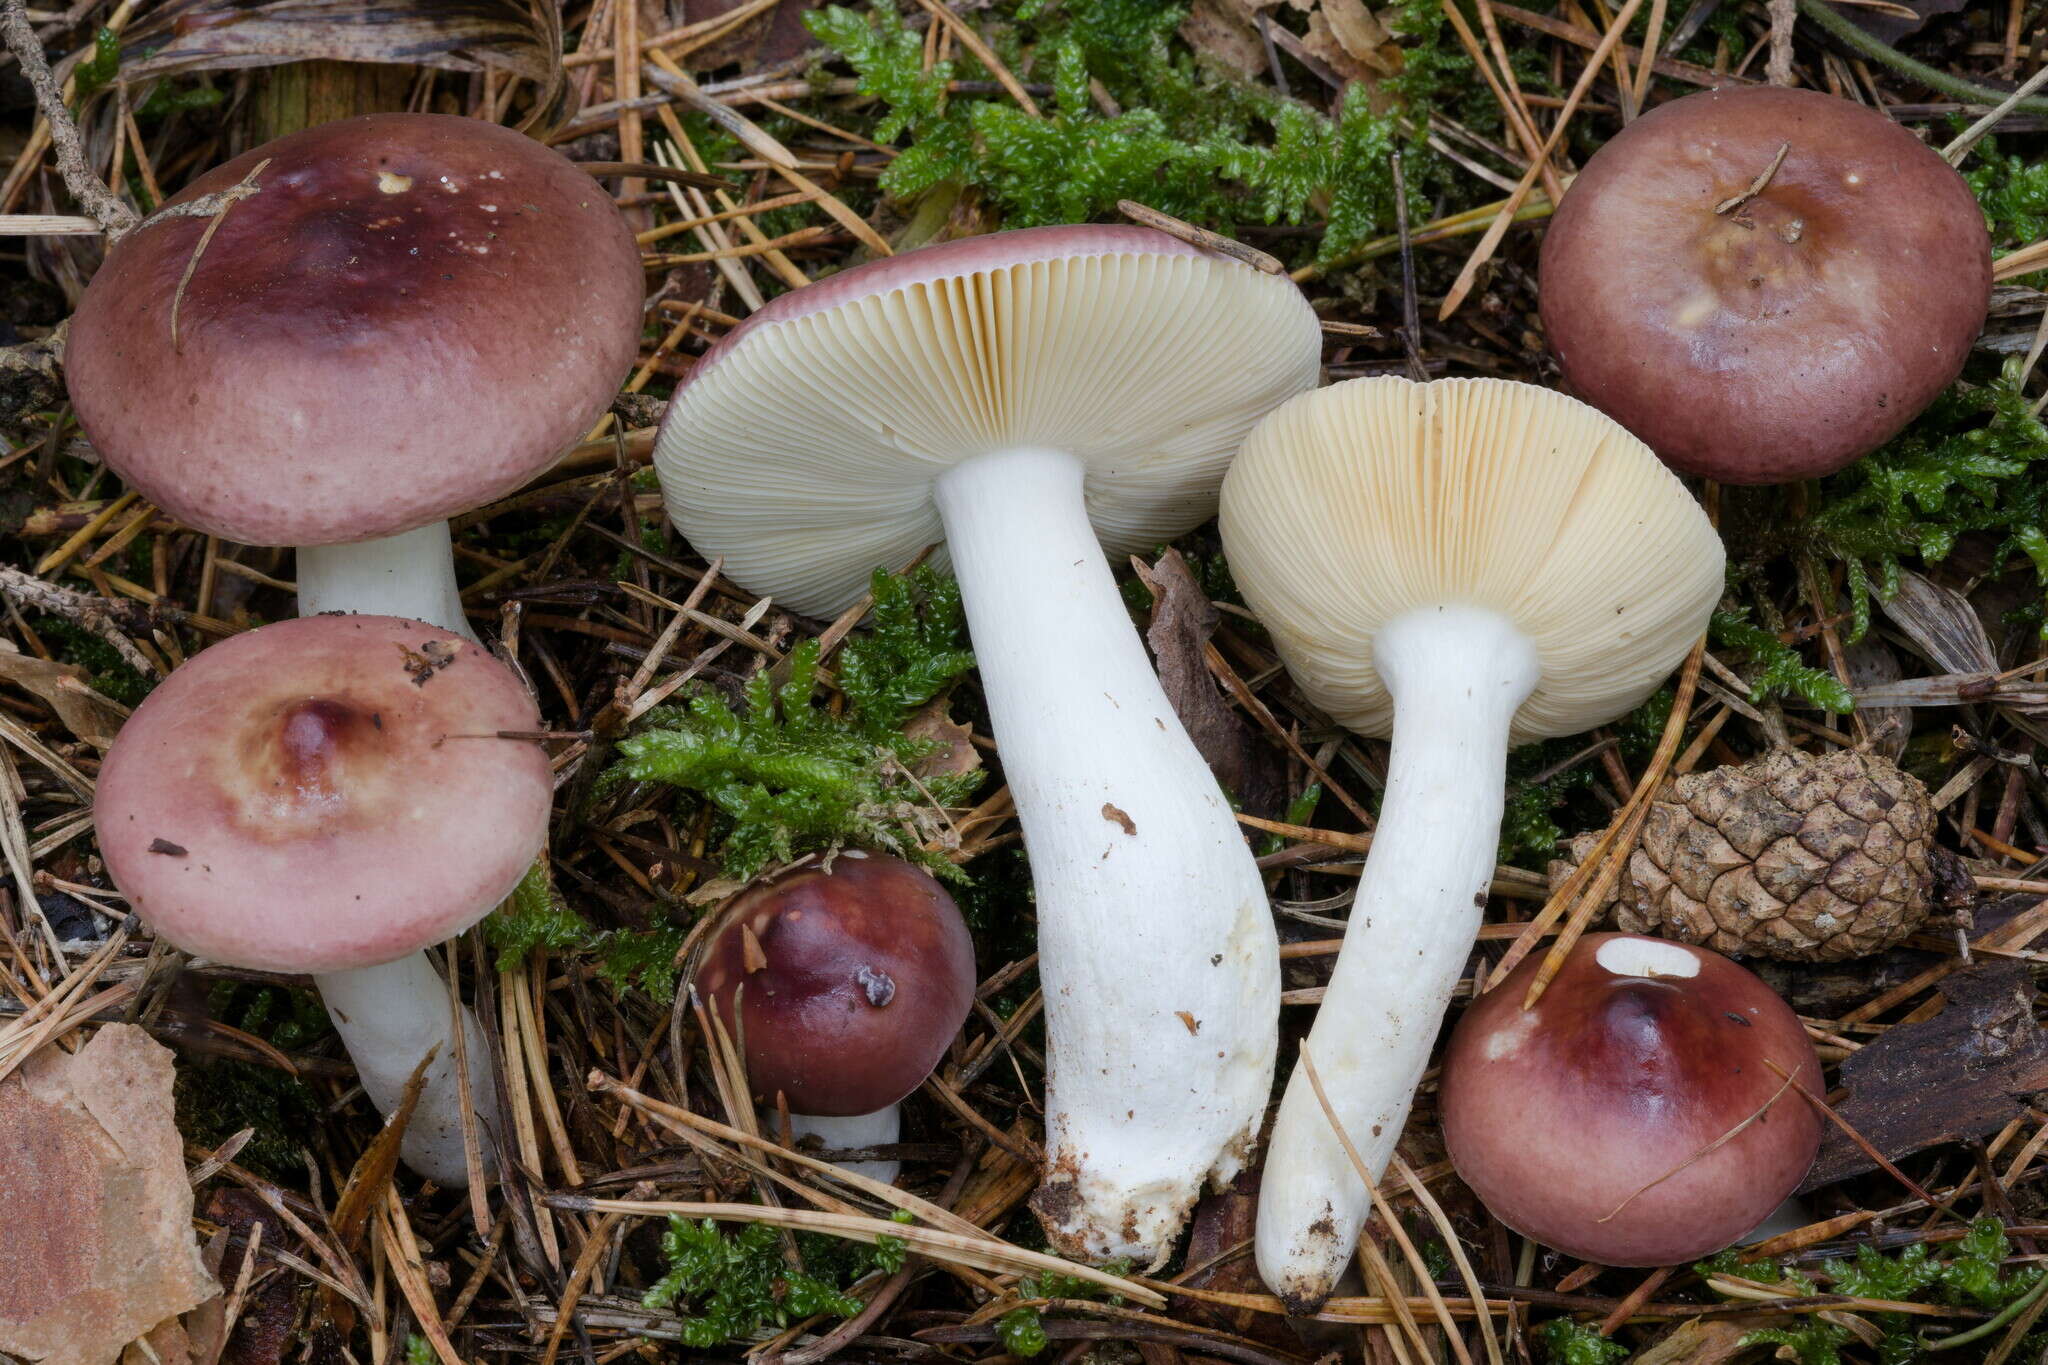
[[66, 113, 644, 635], [1540, 85, 1991, 483], [657, 224, 1319, 1263], [696, 852, 976, 1183], [1219, 376, 1724, 1312], [93, 615, 552, 1185], [1440, 934, 1824, 1266]]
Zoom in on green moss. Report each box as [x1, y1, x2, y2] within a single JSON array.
[[804, 0, 1456, 264], [1709, 608, 1855, 713], [37, 619, 153, 706], [71, 27, 121, 99], [1805, 359, 2048, 640], [641, 1217, 870, 1345], [173, 981, 331, 1179], [995, 1258, 1132, 1358], [1532, 1319, 1629, 1365], [1966, 134, 2048, 251], [1698, 1221, 2048, 1364], [612, 567, 981, 877]]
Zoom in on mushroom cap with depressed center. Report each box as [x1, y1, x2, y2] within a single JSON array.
[[66, 113, 645, 547], [653, 224, 1323, 617], [1439, 933, 1823, 1266], [1218, 376, 1725, 744], [1539, 85, 1991, 484], [94, 614, 551, 974], [696, 852, 976, 1116]]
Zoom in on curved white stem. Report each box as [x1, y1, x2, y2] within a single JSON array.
[[1257, 606, 1539, 1312], [297, 521, 502, 1187], [296, 522, 472, 636], [316, 953, 500, 1187], [788, 1106, 902, 1185], [934, 447, 1278, 1268]]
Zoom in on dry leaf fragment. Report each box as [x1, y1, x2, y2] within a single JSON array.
[[0, 640, 128, 751], [1177, 0, 1267, 77], [1317, 0, 1399, 71], [0, 1025, 219, 1365], [1132, 549, 1286, 817]]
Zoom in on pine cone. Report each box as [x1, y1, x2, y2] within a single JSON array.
[[1550, 748, 1963, 962]]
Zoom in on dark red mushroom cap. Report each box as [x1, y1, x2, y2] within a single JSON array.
[[66, 113, 645, 546], [696, 851, 977, 1116], [1539, 86, 1991, 484], [1440, 933, 1823, 1266], [93, 614, 552, 974]]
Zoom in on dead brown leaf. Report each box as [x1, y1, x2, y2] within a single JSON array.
[[903, 698, 981, 780], [112, 0, 566, 134], [1178, 0, 1266, 77], [0, 1024, 219, 1365], [0, 640, 128, 750], [1132, 549, 1286, 817], [1315, 0, 1399, 72]]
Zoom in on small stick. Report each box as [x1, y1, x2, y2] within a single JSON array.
[[0, 0, 136, 236], [168, 158, 271, 353], [1714, 142, 1791, 215], [1117, 200, 1283, 274]]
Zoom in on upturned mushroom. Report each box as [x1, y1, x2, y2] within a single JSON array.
[[1441, 934, 1823, 1265], [653, 224, 1320, 1263], [696, 851, 977, 1183], [1218, 376, 1724, 1310], [65, 112, 644, 631], [1540, 85, 1991, 484], [94, 615, 552, 1184]]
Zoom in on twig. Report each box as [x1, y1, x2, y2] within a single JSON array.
[[1766, 0, 1797, 86], [1714, 142, 1791, 215], [1117, 200, 1283, 274], [1796, 0, 2048, 116], [1943, 61, 2048, 164], [0, 0, 136, 235], [0, 565, 156, 675], [167, 157, 270, 353]]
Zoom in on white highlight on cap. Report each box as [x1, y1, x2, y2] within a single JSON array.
[[1595, 936, 1701, 979]]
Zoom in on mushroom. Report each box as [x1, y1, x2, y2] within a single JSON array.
[[1440, 933, 1823, 1266], [653, 224, 1320, 1263], [93, 615, 552, 1185], [696, 851, 977, 1183], [1218, 376, 1725, 1311], [1540, 85, 1991, 484], [65, 112, 645, 633]]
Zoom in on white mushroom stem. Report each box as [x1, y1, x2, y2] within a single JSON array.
[[785, 1106, 902, 1185], [315, 953, 500, 1187], [297, 523, 503, 1187], [1257, 605, 1539, 1312], [296, 521, 471, 635], [932, 446, 1278, 1267]]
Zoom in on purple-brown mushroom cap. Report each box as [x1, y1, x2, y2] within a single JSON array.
[[697, 851, 977, 1115], [94, 615, 552, 974], [1539, 86, 1991, 484], [67, 113, 645, 546], [1440, 933, 1823, 1266]]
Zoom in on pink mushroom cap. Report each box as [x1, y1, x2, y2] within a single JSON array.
[[1440, 933, 1823, 1266], [66, 113, 645, 546], [93, 615, 552, 973]]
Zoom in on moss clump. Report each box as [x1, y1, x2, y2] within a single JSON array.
[[1806, 359, 2048, 640], [804, 0, 1469, 264], [612, 566, 980, 878], [640, 1217, 905, 1345]]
